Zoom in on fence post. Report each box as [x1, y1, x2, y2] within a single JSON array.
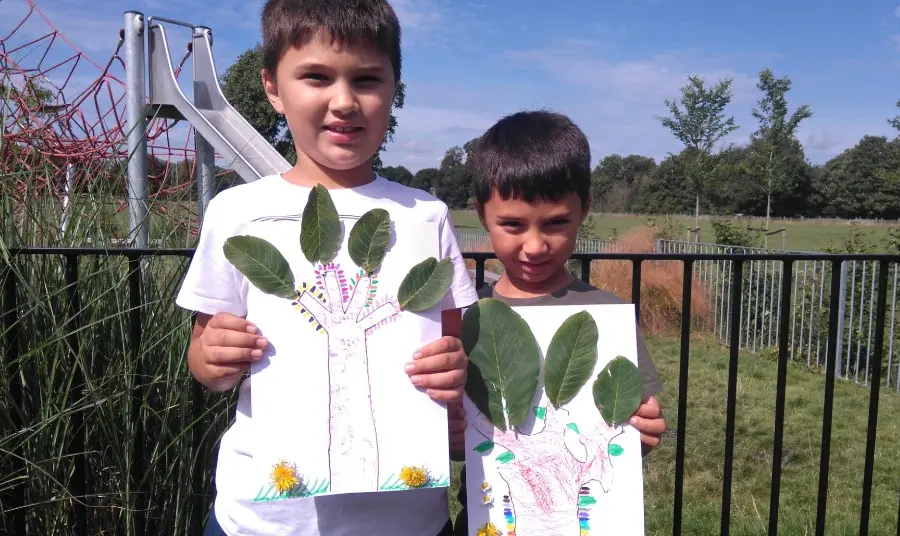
[[835, 260, 848, 376], [124, 11, 149, 248], [193, 27, 216, 220]]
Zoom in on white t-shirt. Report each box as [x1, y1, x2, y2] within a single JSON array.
[[176, 174, 479, 536]]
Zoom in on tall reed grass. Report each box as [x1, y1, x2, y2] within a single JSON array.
[[1, 157, 233, 534]]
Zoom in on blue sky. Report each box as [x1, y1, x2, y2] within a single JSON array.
[[5, 0, 900, 171]]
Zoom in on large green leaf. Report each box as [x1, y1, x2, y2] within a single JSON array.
[[462, 298, 541, 431], [348, 208, 392, 273], [223, 235, 296, 299], [299, 184, 341, 264], [544, 310, 599, 409], [592, 356, 643, 428], [397, 257, 453, 312]]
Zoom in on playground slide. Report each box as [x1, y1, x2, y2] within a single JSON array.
[[147, 23, 291, 183]]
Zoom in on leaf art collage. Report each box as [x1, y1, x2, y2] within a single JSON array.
[[221, 184, 456, 500], [461, 302, 647, 536], [219, 183, 646, 535]]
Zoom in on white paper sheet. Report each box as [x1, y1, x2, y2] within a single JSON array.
[[464, 303, 645, 536], [239, 214, 449, 500]]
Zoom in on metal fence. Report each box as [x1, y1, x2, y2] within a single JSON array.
[[3, 248, 900, 535], [658, 240, 900, 393]]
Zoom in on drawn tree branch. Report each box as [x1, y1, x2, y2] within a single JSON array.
[[473, 402, 617, 536]]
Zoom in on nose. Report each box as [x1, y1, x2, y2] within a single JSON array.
[[330, 80, 359, 115], [521, 232, 548, 257]]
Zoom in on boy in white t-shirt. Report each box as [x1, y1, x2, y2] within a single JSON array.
[[175, 1, 478, 534]]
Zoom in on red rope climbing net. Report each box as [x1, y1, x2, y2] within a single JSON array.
[[1, 0, 223, 240]]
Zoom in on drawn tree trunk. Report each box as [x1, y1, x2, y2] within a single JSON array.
[[473, 402, 617, 535], [296, 262, 399, 493]]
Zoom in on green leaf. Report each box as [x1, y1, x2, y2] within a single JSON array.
[[544, 310, 599, 409], [300, 184, 341, 264], [397, 257, 453, 311], [592, 355, 643, 429], [223, 235, 296, 299], [462, 298, 541, 431], [348, 208, 392, 273]]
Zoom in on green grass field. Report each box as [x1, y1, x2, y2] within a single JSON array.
[[451, 210, 899, 253], [448, 335, 900, 534]]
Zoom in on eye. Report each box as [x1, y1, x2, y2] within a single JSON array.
[[499, 220, 523, 230], [355, 75, 383, 86], [548, 218, 570, 226], [301, 72, 329, 83]]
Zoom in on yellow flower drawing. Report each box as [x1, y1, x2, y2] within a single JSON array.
[[270, 460, 301, 494], [398, 465, 429, 488], [480, 480, 491, 492], [481, 494, 493, 506], [477, 522, 500, 536]]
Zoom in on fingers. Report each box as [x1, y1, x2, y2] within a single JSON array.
[[424, 385, 464, 403], [207, 328, 268, 354], [406, 337, 467, 403], [202, 314, 269, 364], [639, 431, 663, 448], [208, 312, 255, 332], [410, 368, 465, 390], [414, 335, 462, 357], [405, 349, 466, 377], [633, 395, 662, 418]]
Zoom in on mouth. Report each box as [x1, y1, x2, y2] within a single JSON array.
[[324, 125, 364, 133], [519, 259, 551, 272]]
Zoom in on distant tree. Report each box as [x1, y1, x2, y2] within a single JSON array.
[[817, 136, 900, 219], [434, 145, 474, 208], [220, 44, 405, 169], [748, 69, 812, 229], [590, 154, 657, 212], [888, 99, 900, 132], [440, 146, 466, 170], [632, 152, 694, 215], [379, 165, 414, 186], [658, 75, 739, 230], [412, 167, 441, 193]]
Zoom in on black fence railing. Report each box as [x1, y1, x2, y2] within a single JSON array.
[[2, 248, 900, 536]]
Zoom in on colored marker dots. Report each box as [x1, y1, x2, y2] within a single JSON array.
[[502, 495, 515, 535], [577, 485, 593, 535]]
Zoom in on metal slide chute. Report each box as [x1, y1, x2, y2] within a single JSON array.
[[147, 20, 290, 183]]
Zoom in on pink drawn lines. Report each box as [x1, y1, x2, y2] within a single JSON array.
[[315, 263, 350, 303]]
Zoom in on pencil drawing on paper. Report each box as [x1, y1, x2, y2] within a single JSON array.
[[293, 261, 400, 493], [472, 402, 620, 535]]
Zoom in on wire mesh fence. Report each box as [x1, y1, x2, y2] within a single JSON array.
[[658, 239, 900, 392]]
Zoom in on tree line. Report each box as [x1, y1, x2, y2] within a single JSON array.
[[214, 48, 900, 223], [376, 69, 900, 224]]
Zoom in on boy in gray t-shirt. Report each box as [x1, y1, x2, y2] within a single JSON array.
[[452, 110, 665, 533]]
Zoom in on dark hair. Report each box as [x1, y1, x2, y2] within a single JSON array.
[[261, 0, 402, 83], [469, 110, 591, 209]]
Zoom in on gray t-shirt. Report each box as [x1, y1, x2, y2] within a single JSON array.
[[476, 277, 663, 397]]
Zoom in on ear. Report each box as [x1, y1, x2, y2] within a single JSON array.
[[261, 68, 284, 114]]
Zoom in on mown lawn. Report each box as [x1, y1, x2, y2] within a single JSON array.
[[450, 210, 899, 253], [448, 334, 900, 534]]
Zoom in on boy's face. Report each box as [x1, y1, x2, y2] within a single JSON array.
[[263, 33, 395, 174], [479, 191, 588, 291]]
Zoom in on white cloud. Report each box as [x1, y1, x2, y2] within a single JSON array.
[[505, 43, 758, 107], [894, 5, 900, 18]]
